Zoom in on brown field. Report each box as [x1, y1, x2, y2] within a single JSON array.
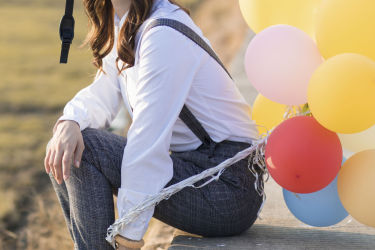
[[0, 0, 249, 249]]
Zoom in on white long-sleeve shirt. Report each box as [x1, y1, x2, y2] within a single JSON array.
[[56, 0, 259, 241]]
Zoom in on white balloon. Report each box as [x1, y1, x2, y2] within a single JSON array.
[[339, 125, 375, 153]]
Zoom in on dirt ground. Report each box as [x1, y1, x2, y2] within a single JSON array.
[[143, 1, 250, 249]]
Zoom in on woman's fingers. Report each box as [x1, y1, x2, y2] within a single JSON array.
[[45, 120, 83, 184], [49, 150, 57, 180], [62, 148, 74, 181], [44, 149, 51, 174], [44, 138, 54, 174], [73, 139, 84, 168], [53, 146, 64, 184]]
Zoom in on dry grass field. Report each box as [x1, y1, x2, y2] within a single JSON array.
[[0, 0, 249, 249]]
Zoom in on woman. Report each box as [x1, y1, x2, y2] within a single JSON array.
[[44, 0, 263, 249]]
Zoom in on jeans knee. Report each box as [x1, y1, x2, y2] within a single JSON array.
[[80, 128, 101, 163], [81, 127, 98, 145]]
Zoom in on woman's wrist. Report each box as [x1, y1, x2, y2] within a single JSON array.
[[53, 119, 80, 134], [114, 234, 145, 249]]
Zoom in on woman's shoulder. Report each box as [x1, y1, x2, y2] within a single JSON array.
[[133, 6, 212, 61]]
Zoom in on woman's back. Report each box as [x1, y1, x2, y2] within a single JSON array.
[[116, 0, 259, 152]]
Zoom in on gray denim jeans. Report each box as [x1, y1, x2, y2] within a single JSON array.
[[48, 127, 263, 250]]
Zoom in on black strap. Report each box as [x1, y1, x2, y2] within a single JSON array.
[[143, 18, 232, 79], [64, 0, 74, 16], [60, 42, 71, 64], [59, 0, 75, 63]]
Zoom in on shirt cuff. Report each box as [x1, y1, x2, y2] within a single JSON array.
[[55, 114, 90, 132], [116, 188, 155, 241]]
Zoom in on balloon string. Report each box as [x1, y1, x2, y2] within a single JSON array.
[[255, 124, 271, 138], [283, 104, 311, 121], [254, 102, 311, 140], [247, 129, 270, 218]]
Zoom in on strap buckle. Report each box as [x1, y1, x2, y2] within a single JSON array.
[[59, 14, 75, 63]]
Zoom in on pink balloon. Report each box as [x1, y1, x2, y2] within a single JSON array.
[[245, 25, 323, 105]]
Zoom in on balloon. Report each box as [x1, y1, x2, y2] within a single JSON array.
[[265, 116, 342, 193], [338, 150, 375, 227], [283, 175, 348, 227], [252, 94, 288, 136], [308, 53, 375, 134], [239, 0, 322, 37], [315, 0, 375, 61], [339, 126, 375, 153], [245, 25, 323, 105]]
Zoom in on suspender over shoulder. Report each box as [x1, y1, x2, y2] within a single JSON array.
[[143, 18, 232, 79]]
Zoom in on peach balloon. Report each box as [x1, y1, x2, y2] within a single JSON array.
[[338, 150, 375, 227]]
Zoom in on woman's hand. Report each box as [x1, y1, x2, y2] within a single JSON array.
[[44, 120, 85, 184]]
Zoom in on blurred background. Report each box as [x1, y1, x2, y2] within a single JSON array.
[[0, 0, 250, 249]]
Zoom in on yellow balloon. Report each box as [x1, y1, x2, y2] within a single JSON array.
[[315, 0, 375, 61], [239, 0, 322, 37], [252, 94, 287, 136], [308, 53, 375, 134], [338, 150, 375, 227], [339, 126, 375, 153]]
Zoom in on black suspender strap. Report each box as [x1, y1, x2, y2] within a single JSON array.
[[59, 0, 75, 63], [143, 18, 232, 79]]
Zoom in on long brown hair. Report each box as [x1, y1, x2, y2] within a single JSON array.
[[82, 0, 190, 73]]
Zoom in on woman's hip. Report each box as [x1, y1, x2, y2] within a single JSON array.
[[169, 138, 262, 195], [154, 139, 263, 235]]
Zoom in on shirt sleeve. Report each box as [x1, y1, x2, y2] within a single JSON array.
[[54, 53, 123, 132], [116, 25, 202, 240]]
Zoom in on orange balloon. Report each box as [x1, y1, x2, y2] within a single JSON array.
[[338, 150, 375, 227]]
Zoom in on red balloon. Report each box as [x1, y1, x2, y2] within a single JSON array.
[[265, 116, 342, 193]]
